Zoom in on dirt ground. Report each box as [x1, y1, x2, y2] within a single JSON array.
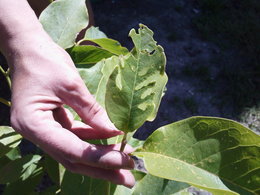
[[0, 0, 259, 135], [91, 0, 259, 138]]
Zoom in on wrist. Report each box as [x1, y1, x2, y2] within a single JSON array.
[[0, 0, 49, 58], [1, 28, 51, 60]]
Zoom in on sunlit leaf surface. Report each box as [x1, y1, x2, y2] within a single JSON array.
[[83, 26, 128, 55], [134, 117, 260, 195], [0, 126, 22, 158], [105, 24, 167, 132], [39, 0, 88, 49]]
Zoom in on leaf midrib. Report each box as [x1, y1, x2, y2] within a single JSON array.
[[125, 51, 141, 130]]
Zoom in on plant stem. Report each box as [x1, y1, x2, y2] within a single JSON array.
[[76, 39, 84, 45], [0, 97, 11, 107], [105, 181, 111, 195], [0, 66, 11, 89], [5, 68, 11, 89], [120, 133, 128, 152], [0, 65, 5, 75]]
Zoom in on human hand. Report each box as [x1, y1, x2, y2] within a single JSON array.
[[5, 31, 135, 188]]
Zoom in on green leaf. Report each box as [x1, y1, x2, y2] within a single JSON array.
[[132, 173, 190, 195], [39, 185, 59, 195], [82, 27, 128, 55], [0, 126, 22, 158], [78, 56, 119, 107], [105, 24, 167, 132], [84, 26, 107, 39], [61, 170, 116, 195], [39, 0, 88, 49], [113, 184, 133, 195], [134, 117, 260, 195], [44, 154, 59, 185], [59, 163, 66, 186], [112, 171, 190, 195], [68, 45, 114, 66], [0, 154, 41, 184], [3, 167, 43, 195], [5, 148, 21, 161]]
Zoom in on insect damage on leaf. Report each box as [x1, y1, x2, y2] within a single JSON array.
[[105, 24, 168, 132]]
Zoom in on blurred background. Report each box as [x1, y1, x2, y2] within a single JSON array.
[[0, 0, 259, 138]]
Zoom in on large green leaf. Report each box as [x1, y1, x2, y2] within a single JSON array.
[[105, 24, 167, 132], [112, 171, 190, 195], [61, 170, 116, 195], [0, 154, 41, 184], [82, 27, 128, 55], [0, 126, 22, 158], [134, 117, 260, 195], [44, 154, 60, 185], [39, 0, 88, 49], [132, 173, 190, 195], [68, 45, 114, 66], [2, 167, 43, 195]]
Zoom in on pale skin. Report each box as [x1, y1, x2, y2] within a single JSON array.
[[0, 0, 135, 188]]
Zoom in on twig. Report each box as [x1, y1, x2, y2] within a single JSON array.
[[0, 97, 11, 107], [0, 66, 11, 89]]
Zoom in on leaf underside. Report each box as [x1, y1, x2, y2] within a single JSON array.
[[39, 0, 88, 49]]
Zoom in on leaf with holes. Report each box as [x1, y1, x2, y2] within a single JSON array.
[[134, 117, 260, 195], [105, 24, 167, 132]]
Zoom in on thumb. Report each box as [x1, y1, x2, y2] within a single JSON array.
[[58, 77, 122, 136]]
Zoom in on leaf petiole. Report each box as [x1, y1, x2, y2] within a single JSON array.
[[120, 133, 128, 152]]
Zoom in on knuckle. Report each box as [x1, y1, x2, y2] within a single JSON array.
[[88, 102, 103, 117], [62, 73, 83, 92], [63, 143, 86, 164]]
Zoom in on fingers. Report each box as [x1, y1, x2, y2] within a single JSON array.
[[44, 142, 135, 188], [65, 163, 135, 188], [57, 78, 122, 136], [53, 107, 123, 139], [52, 107, 135, 169], [28, 111, 134, 168]]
